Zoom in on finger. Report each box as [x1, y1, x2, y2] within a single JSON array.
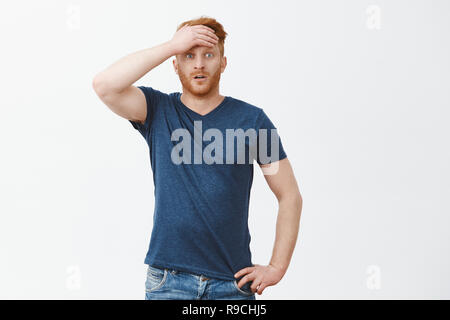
[[180, 24, 190, 32], [196, 26, 219, 40], [237, 275, 249, 288], [195, 39, 216, 48], [257, 283, 267, 295], [196, 30, 219, 44], [196, 25, 217, 35], [234, 267, 254, 279], [251, 278, 263, 293], [237, 273, 256, 288], [196, 34, 218, 45]]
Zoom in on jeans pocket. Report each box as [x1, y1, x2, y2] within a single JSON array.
[[233, 280, 255, 296], [145, 266, 168, 292]]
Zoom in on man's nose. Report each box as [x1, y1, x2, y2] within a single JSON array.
[[194, 56, 205, 69]]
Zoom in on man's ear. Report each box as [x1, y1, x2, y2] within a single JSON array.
[[221, 56, 227, 73], [173, 58, 178, 74], [172, 58, 178, 74]]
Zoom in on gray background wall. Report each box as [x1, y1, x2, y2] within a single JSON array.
[[0, 0, 449, 299]]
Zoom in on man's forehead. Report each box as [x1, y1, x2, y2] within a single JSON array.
[[187, 45, 218, 53]]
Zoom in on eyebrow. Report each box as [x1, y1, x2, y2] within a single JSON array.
[[186, 48, 215, 54]]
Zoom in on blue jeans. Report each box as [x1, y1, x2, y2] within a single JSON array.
[[145, 265, 256, 300]]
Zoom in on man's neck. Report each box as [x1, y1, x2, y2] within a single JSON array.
[[180, 90, 225, 116]]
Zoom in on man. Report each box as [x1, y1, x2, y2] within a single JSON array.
[[92, 16, 302, 300]]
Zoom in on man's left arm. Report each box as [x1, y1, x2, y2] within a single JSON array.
[[234, 158, 303, 295]]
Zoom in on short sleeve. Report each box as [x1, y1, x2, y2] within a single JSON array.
[[129, 86, 161, 138], [255, 109, 287, 165]]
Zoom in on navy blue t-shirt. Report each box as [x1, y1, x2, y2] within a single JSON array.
[[129, 86, 287, 281]]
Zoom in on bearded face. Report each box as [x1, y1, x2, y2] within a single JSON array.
[[175, 44, 226, 97]]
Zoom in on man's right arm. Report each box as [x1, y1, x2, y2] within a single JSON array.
[[92, 25, 218, 125], [92, 41, 177, 125]]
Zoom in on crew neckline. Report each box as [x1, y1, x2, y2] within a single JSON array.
[[176, 92, 230, 120]]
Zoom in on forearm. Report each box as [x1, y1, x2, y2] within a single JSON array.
[[269, 193, 302, 275], [93, 41, 176, 93]]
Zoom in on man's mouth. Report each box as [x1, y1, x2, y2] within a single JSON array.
[[193, 75, 208, 81]]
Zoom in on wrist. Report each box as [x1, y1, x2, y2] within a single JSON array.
[[164, 40, 181, 56], [269, 262, 287, 275]]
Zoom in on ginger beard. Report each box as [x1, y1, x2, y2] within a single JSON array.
[[177, 62, 222, 97]]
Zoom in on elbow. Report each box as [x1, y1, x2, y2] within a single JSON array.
[[92, 73, 112, 97], [92, 74, 105, 96]]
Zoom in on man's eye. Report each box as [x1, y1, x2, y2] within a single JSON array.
[[186, 53, 212, 58]]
